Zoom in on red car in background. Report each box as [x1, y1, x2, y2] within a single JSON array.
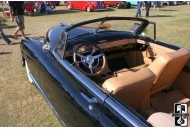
[[65, 1, 107, 12], [104, 1, 131, 9]]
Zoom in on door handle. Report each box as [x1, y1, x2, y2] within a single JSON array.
[[81, 92, 97, 104]]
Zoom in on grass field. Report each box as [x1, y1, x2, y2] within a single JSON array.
[[0, 3, 190, 126]]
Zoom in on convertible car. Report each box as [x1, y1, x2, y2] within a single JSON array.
[[65, 1, 107, 12], [20, 17, 190, 127]]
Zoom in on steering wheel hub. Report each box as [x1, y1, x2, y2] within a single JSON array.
[[86, 55, 94, 64]]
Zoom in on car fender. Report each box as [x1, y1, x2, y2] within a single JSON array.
[[20, 37, 48, 62], [83, 4, 94, 11], [66, 2, 73, 9]]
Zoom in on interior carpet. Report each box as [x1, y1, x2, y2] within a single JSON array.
[[108, 57, 128, 72]]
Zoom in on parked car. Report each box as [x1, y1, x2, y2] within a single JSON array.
[[128, 1, 137, 6], [104, 1, 131, 9], [162, 1, 187, 6], [65, 1, 106, 12], [20, 17, 190, 127], [47, 1, 60, 6]]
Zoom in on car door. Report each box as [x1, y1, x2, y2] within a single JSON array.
[[38, 50, 108, 126], [105, 1, 116, 6], [73, 1, 84, 9], [95, 95, 151, 127]]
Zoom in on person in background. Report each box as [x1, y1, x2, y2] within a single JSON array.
[[40, 1, 46, 13], [141, 1, 145, 10], [135, 1, 142, 18], [45, 3, 52, 14], [153, 1, 159, 11], [0, 17, 12, 45], [9, 1, 25, 39], [144, 1, 151, 18]]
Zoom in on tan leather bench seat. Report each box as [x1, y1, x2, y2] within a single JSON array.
[[103, 68, 156, 112]]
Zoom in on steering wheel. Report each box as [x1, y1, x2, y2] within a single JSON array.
[[73, 43, 106, 76]]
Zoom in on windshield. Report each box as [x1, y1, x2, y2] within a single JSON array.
[[55, 17, 149, 58], [67, 19, 143, 40]]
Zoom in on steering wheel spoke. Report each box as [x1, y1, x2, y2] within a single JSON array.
[[76, 53, 85, 59], [89, 64, 94, 74], [94, 54, 103, 59], [91, 50, 96, 56]]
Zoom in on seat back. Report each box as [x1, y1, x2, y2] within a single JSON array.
[[102, 68, 156, 111], [148, 48, 190, 95]]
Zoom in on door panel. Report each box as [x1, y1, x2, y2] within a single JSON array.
[[122, 39, 178, 69], [137, 39, 175, 57], [73, 1, 85, 9], [38, 52, 107, 126], [135, 39, 176, 66], [96, 96, 150, 126]]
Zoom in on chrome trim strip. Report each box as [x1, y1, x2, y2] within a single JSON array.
[[29, 72, 67, 127]]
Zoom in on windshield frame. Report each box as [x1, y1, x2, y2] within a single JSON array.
[[55, 17, 150, 59]]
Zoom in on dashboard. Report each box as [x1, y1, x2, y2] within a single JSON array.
[[65, 39, 148, 57]]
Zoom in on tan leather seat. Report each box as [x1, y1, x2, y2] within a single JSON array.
[[147, 112, 175, 127], [114, 48, 190, 95], [148, 48, 190, 95], [102, 68, 156, 112]]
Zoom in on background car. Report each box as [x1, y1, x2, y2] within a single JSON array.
[[162, 1, 188, 6], [104, 1, 131, 9], [65, 1, 107, 12], [128, 1, 137, 6], [47, 1, 60, 6]]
